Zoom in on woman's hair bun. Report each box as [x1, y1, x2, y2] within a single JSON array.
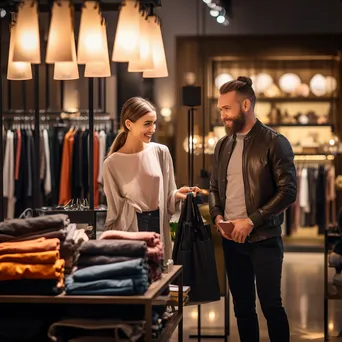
[[237, 76, 252, 86]]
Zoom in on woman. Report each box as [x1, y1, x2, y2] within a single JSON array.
[[102, 96, 199, 261]]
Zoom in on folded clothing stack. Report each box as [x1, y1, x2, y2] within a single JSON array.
[[66, 239, 150, 296], [0, 214, 88, 274], [169, 285, 190, 306], [0, 237, 65, 295], [99, 231, 164, 282]]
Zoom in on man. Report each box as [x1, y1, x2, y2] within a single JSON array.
[[209, 76, 297, 342]]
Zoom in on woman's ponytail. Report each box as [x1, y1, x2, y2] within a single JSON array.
[[107, 130, 128, 157]]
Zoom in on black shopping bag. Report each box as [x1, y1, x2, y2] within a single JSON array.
[[172, 193, 220, 303]]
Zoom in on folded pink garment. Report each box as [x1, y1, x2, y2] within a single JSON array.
[[99, 230, 160, 247], [147, 245, 164, 260]]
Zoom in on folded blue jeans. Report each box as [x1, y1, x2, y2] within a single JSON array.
[[65, 276, 149, 295], [73, 258, 148, 282]]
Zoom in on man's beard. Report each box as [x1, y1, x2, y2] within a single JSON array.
[[225, 107, 246, 135]]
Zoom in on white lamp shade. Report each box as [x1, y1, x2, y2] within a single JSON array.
[[85, 21, 111, 77], [310, 74, 326, 96], [54, 62, 79, 80], [54, 29, 79, 80], [253, 73, 273, 94], [264, 84, 281, 98], [7, 21, 32, 80], [325, 76, 337, 93], [12, 0, 40, 64], [128, 14, 155, 72], [112, 0, 140, 62], [279, 73, 301, 93], [77, 1, 106, 64], [46, 1, 74, 63], [215, 73, 233, 89], [143, 17, 168, 78]]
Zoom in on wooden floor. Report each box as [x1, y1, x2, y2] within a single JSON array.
[[283, 226, 324, 252], [171, 252, 342, 342]]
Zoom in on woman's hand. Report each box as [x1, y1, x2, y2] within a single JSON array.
[[176, 186, 202, 199]]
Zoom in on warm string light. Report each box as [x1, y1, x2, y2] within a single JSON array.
[[7, 0, 168, 80]]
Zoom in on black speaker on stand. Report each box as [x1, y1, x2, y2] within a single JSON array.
[[182, 85, 230, 341], [181, 85, 201, 186]]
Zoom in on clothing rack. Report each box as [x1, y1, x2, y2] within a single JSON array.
[[285, 154, 337, 237], [0, 44, 101, 239], [294, 154, 335, 162]]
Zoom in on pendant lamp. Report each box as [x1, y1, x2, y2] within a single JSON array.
[[46, 0, 74, 63], [112, 0, 140, 62], [143, 16, 168, 78], [77, 1, 105, 64], [12, 0, 40, 64], [128, 14, 154, 72], [7, 20, 32, 80], [85, 20, 111, 77], [54, 30, 79, 80]]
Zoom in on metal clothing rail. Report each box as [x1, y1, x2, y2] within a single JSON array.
[[0, 0, 162, 14]]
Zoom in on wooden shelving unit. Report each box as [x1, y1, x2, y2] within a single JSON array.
[[0, 265, 184, 342]]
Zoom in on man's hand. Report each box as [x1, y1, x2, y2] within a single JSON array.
[[230, 218, 254, 243], [215, 215, 232, 240], [176, 186, 201, 199]]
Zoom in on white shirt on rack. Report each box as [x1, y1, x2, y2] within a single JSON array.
[[299, 167, 310, 213], [3, 130, 15, 219], [97, 130, 107, 184]]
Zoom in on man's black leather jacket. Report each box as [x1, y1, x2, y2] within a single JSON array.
[[209, 119, 297, 242]]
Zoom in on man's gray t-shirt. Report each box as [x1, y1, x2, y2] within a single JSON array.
[[224, 132, 248, 221]]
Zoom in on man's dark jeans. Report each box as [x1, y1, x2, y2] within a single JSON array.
[[222, 235, 289, 342]]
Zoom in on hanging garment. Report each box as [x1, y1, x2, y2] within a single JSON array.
[[14, 128, 21, 181], [97, 130, 106, 184], [308, 167, 318, 227], [43, 129, 52, 196], [93, 132, 99, 208], [299, 168, 310, 213], [326, 165, 336, 226], [59, 129, 76, 205], [316, 165, 326, 234], [52, 126, 67, 205], [15, 129, 29, 217], [82, 129, 90, 201], [26, 129, 34, 197], [71, 129, 83, 200], [3, 130, 15, 219]]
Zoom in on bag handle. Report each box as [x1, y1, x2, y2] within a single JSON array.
[[185, 192, 194, 223]]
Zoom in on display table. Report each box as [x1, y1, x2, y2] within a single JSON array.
[[0, 265, 183, 342]]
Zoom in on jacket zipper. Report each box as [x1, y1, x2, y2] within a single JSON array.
[[242, 137, 251, 216]]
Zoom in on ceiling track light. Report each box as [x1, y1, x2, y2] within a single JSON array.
[[203, 0, 230, 26]]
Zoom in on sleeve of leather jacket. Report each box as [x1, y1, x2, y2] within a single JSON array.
[[249, 134, 297, 228], [209, 141, 224, 223]]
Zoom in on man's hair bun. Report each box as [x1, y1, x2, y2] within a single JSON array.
[[237, 76, 252, 87]]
